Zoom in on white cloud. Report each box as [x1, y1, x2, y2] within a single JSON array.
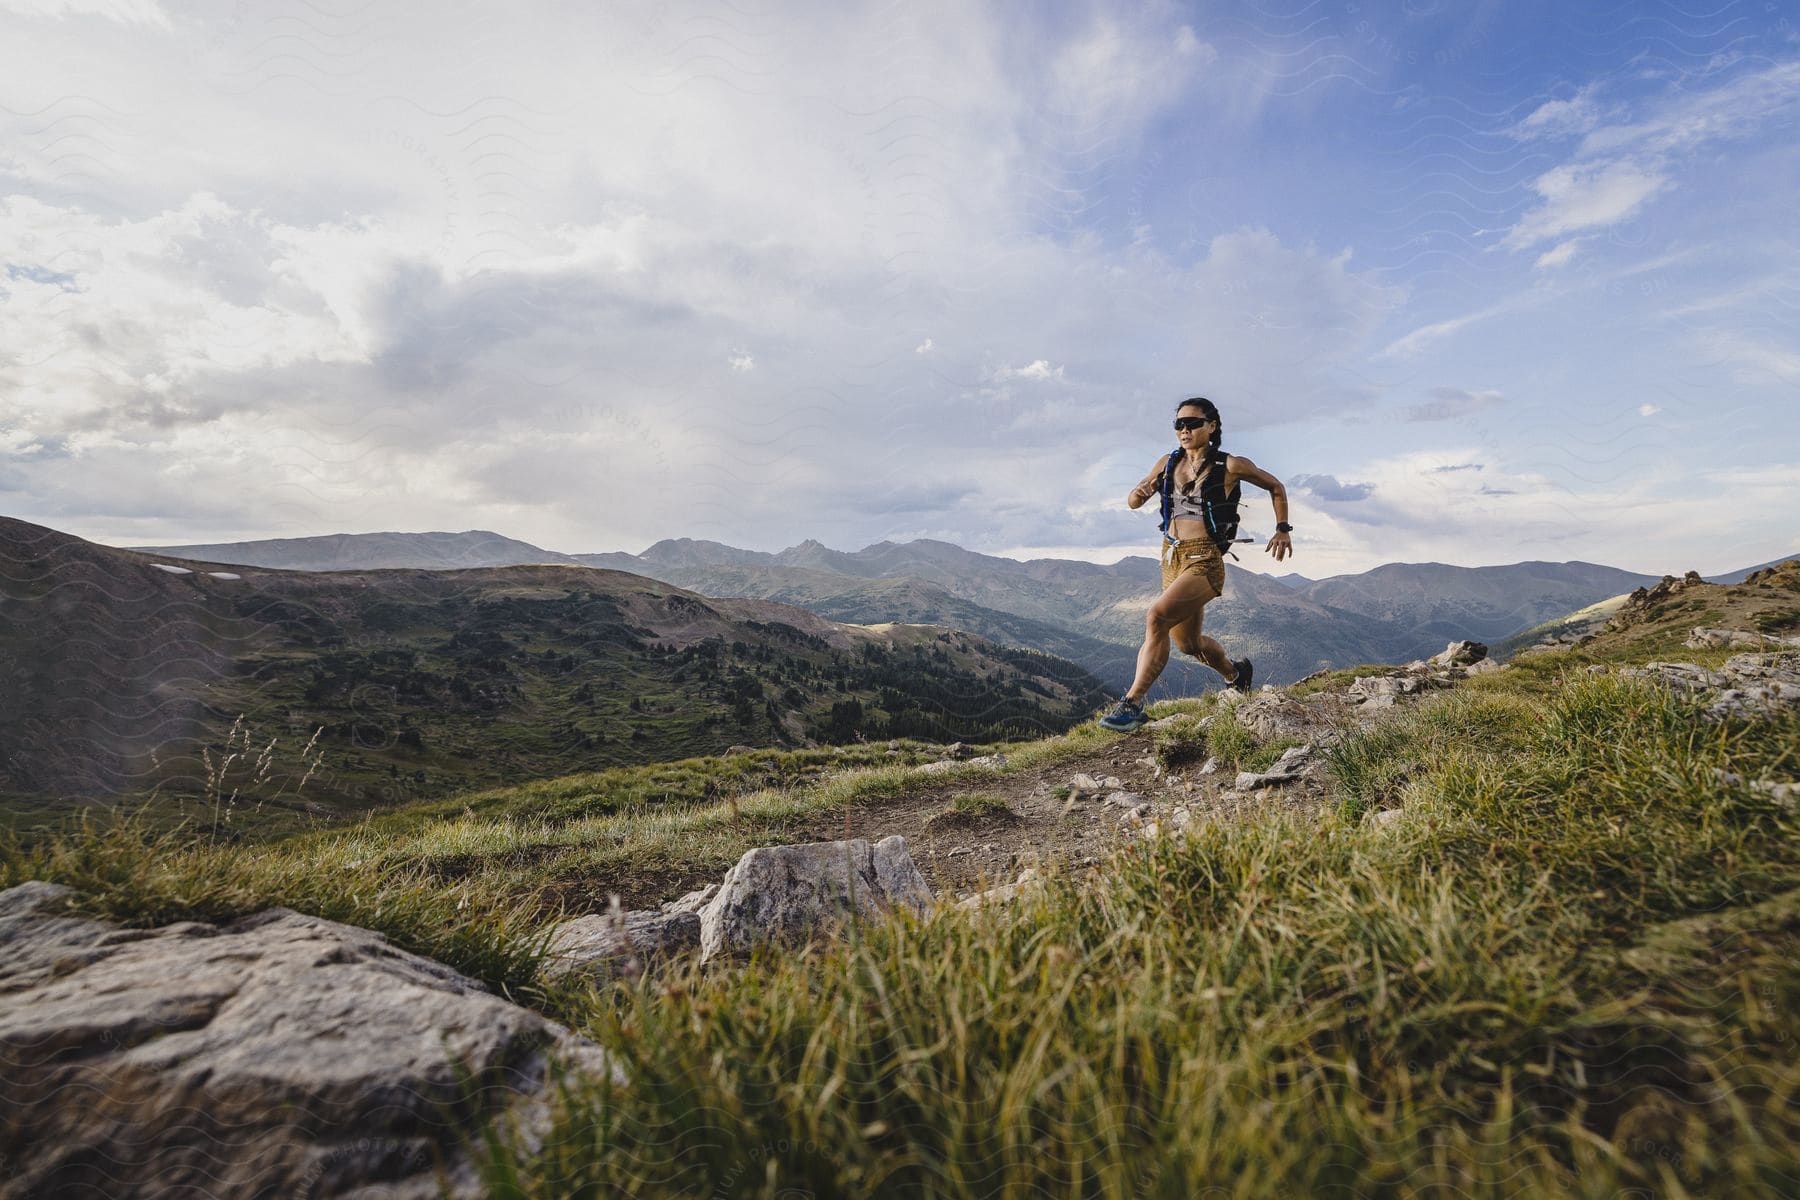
[[1579, 60, 1800, 158], [1500, 60, 1800, 259], [1272, 448, 1800, 576], [1291, 473, 1373, 502], [1044, 12, 1212, 130], [992, 359, 1064, 383], [1513, 84, 1606, 139], [1503, 160, 1668, 251], [1533, 238, 1582, 270], [0, 194, 374, 426], [1638, 403, 1661, 417], [20, 1, 1781, 579]]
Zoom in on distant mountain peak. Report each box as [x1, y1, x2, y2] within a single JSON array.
[[124, 528, 570, 571], [638, 538, 774, 568]]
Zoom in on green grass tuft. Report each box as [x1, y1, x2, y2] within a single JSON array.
[[1202, 713, 1257, 769], [946, 792, 1014, 818]]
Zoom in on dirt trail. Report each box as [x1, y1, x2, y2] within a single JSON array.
[[593, 653, 1480, 911], [791, 719, 1340, 903]]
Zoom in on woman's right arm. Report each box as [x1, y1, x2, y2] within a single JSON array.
[[1127, 455, 1169, 509]]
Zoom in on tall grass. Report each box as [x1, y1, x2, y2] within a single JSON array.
[[484, 672, 1800, 1197], [0, 812, 552, 995]]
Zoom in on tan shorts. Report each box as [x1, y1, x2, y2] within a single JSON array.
[[1161, 536, 1226, 595]]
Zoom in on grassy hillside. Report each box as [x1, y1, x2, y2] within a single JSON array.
[[1501, 560, 1800, 662], [7, 586, 1796, 1195], [1494, 592, 1630, 659], [0, 518, 1109, 830]]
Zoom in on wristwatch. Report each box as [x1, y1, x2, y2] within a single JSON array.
[[1275, 523, 1293, 533]]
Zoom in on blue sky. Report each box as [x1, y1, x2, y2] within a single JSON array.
[[1, 0, 1796, 577]]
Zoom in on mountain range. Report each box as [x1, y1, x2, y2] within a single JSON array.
[[2, 518, 1108, 815], [129, 529, 1730, 691]]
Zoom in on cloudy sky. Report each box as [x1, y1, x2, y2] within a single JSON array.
[[3, 0, 1796, 578]]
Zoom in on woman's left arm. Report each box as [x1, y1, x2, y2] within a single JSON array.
[[1226, 456, 1293, 562]]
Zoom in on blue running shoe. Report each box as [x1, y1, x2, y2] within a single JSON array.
[[1098, 697, 1148, 733]]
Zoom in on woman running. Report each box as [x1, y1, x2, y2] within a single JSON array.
[[1098, 396, 1293, 733]]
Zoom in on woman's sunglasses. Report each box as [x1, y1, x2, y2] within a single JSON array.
[[1173, 416, 1212, 432]]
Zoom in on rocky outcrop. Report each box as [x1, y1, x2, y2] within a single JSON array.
[[1625, 661, 1730, 693], [1347, 674, 1423, 708], [1685, 627, 1800, 650], [697, 836, 934, 963], [0, 881, 615, 1200], [1430, 640, 1488, 667], [1343, 647, 1500, 708], [1233, 693, 1338, 742], [1104, 790, 1148, 811], [540, 836, 942, 978], [1606, 571, 1709, 632], [1620, 652, 1800, 720]]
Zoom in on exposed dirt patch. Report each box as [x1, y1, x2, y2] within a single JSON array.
[[535, 861, 695, 918], [784, 732, 1339, 903]]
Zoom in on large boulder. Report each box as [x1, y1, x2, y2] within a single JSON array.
[[698, 836, 934, 963], [0, 881, 615, 1200]]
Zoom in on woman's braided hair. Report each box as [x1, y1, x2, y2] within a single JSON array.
[[1177, 396, 1223, 467]]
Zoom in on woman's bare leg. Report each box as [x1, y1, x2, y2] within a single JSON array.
[[1171, 614, 1237, 681], [1125, 572, 1219, 702]]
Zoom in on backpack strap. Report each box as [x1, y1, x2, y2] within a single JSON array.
[[1157, 446, 1185, 541], [1198, 449, 1242, 552]]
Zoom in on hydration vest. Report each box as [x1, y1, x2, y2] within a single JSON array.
[[1157, 446, 1242, 552]]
